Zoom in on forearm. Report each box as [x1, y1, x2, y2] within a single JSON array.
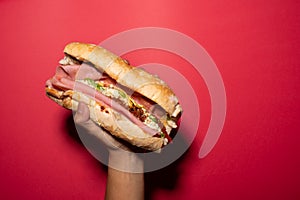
[[105, 151, 144, 200]]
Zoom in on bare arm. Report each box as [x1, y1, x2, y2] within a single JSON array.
[[106, 151, 144, 200]]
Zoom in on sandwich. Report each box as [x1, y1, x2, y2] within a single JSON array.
[[45, 42, 182, 151]]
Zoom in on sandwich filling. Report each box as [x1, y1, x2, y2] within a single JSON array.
[[46, 56, 177, 144]]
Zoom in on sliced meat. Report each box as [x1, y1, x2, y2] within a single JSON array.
[[47, 65, 162, 137]]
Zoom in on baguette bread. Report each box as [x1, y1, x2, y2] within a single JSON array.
[[64, 42, 182, 118], [46, 42, 182, 151]]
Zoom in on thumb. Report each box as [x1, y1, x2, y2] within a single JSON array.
[[74, 102, 90, 123], [73, 102, 114, 147], [74, 102, 100, 135]]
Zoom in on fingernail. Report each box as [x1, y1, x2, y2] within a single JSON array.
[[77, 102, 84, 114]]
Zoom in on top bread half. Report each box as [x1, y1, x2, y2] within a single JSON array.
[[64, 42, 182, 118]]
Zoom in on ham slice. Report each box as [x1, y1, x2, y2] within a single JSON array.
[[47, 64, 161, 136]]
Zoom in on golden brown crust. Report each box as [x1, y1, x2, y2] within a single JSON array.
[[45, 87, 164, 151], [63, 42, 182, 117]]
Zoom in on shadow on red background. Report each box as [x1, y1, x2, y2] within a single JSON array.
[[63, 113, 191, 200]]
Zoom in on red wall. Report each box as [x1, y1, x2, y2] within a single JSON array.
[[1, 0, 299, 199]]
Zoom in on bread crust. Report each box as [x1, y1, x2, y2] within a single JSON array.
[[64, 42, 182, 117], [46, 87, 164, 151]]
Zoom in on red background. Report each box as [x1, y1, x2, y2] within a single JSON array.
[[1, 0, 300, 199]]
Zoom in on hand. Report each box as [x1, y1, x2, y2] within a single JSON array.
[[74, 102, 144, 172], [74, 102, 145, 200], [74, 102, 130, 152]]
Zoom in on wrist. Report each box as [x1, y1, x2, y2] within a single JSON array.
[[108, 150, 144, 173]]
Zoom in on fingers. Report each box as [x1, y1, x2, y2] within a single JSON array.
[[73, 102, 128, 151], [74, 102, 116, 147]]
